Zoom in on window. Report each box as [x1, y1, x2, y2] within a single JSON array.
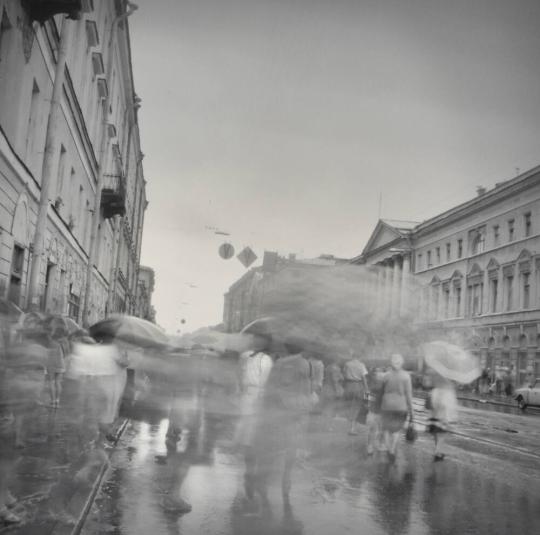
[[432, 286, 440, 319], [8, 245, 25, 306], [436, 247, 441, 264], [56, 144, 66, 201], [468, 283, 483, 316], [68, 284, 80, 320], [427, 250, 432, 267], [446, 243, 451, 261], [457, 239, 463, 258], [443, 286, 450, 318], [493, 225, 500, 246], [26, 80, 41, 161], [470, 227, 486, 255], [490, 279, 498, 313], [417, 253, 422, 270], [0, 8, 12, 63], [508, 219, 515, 242], [524, 212, 532, 237], [455, 285, 462, 316], [505, 275, 514, 311], [523, 272, 530, 309]]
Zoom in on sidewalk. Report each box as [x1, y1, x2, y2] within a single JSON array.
[[1, 402, 127, 535]]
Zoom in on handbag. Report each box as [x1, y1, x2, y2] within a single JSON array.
[[355, 396, 369, 424], [405, 421, 417, 442]]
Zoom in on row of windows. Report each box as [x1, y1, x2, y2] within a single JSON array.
[[422, 270, 534, 321], [417, 212, 533, 270]]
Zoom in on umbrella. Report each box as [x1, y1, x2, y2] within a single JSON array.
[[0, 299, 23, 321], [43, 315, 81, 335], [89, 315, 169, 349], [240, 316, 280, 337], [423, 341, 482, 384]]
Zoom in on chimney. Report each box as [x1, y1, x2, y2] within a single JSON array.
[[476, 186, 487, 196]]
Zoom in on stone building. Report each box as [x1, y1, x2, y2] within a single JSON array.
[[0, 0, 147, 325], [354, 166, 540, 385], [223, 252, 345, 333]]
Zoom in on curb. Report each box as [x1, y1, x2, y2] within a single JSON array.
[[66, 418, 129, 535]]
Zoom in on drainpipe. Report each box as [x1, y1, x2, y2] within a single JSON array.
[[27, 17, 73, 310], [81, 1, 138, 327]]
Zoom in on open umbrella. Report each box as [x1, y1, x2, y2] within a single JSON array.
[[0, 299, 23, 321], [89, 315, 169, 349], [43, 315, 81, 335], [423, 341, 481, 384]]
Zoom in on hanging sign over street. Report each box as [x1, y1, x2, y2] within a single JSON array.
[[219, 242, 235, 259], [237, 246, 257, 268]]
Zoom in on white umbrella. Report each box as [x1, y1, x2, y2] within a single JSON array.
[[423, 341, 481, 384]]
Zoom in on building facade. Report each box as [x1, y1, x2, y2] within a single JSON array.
[[355, 166, 540, 385], [223, 252, 344, 333], [0, 0, 147, 325]]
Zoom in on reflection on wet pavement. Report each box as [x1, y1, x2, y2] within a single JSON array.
[[82, 389, 540, 535]]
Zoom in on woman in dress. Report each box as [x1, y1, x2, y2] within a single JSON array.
[[379, 354, 413, 462], [426, 371, 458, 461]]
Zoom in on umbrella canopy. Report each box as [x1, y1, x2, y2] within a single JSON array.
[[89, 315, 169, 349], [43, 315, 81, 336], [0, 299, 23, 321], [423, 341, 481, 384]]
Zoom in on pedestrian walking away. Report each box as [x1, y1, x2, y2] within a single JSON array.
[[342, 353, 369, 435], [379, 354, 413, 463]]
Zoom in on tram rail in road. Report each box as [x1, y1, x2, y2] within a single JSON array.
[[411, 396, 540, 461]]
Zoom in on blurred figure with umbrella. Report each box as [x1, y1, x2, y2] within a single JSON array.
[[423, 341, 481, 461], [234, 332, 273, 507]]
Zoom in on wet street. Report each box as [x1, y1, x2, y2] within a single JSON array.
[[81, 382, 540, 535]]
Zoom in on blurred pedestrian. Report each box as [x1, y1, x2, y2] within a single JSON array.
[[6, 330, 49, 448], [234, 334, 273, 505], [256, 337, 314, 502], [366, 367, 385, 456], [322, 359, 344, 417], [343, 353, 369, 435], [426, 372, 458, 461], [47, 328, 67, 408], [379, 354, 413, 463]]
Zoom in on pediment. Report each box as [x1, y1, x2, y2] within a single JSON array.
[[362, 221, 403, 255], [450, 269, 463, 279], [517, 249, 532, 262], [486, 258, 499, 271], [467, 263, 483, 276], [430, 275, 441, 285]]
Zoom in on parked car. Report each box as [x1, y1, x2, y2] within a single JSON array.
[[514, 378, 540, 409]]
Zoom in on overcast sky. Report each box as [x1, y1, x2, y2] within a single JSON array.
[[129, 0, 540, 333]]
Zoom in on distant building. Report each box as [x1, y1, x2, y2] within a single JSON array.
[[223, 251, 345, 332], [354, 166, 540, 385], [0, 1, 147, 324], [136, 265, 155, 322]]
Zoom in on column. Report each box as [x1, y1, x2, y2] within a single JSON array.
[[385, 261, 393, 316], [392, 257, 401, 317], [400, 254, 411, 316]]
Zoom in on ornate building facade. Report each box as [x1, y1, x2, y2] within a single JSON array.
[[354, 166, 540, 385], [0, 0, 147, 325]]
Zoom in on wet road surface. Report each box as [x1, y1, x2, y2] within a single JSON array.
[[81, 387, 540, 535]]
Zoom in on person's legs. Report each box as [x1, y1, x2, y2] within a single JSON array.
[[244, 446, 257, 500], [282, 447, 295, 498], [54, 373, 63, 407], [434, 431, 446, 460]]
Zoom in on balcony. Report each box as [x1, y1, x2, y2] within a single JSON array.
[[101, 174, 126, 219], [23, 0, 83, 23]]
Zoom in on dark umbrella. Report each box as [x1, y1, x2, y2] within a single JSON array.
[[89, 315, 169, 349]]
